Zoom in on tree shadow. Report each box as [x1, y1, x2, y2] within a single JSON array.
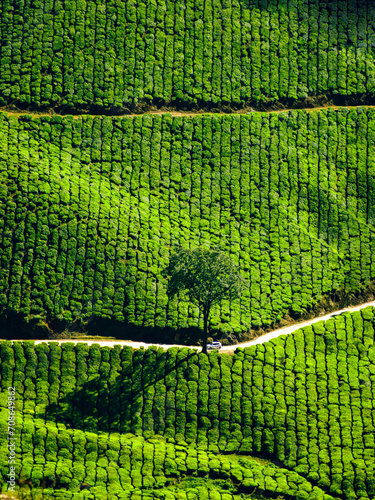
[[246, 0, 367, 12], [83, 315, 204, 346], [0, 306, 206, 347], [0, 310, 51, 339], [44, 346, 199, 434]]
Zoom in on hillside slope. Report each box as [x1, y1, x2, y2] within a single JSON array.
[[0, 307, 374, 498], [1, 108, 375, 335], [0, 0, 375, 111]]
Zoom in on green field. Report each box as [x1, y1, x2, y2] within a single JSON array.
[[0, 0, 375, 111], [1, 109, 375, 336], [0, 307, 374, 498]]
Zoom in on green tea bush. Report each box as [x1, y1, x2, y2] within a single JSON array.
[[0, 340, 15, 388]]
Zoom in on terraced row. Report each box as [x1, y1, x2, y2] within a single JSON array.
[[0, 424, 334, 499], [0, 0, 375, 110]]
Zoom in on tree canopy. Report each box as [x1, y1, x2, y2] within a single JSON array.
[[164, 247, 244, 352]]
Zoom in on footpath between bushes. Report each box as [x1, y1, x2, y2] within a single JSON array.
[[8, 299, 375, 352], [2, 103, 375, 120]]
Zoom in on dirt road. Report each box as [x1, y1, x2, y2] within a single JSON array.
[[7, 299, 375, 352]]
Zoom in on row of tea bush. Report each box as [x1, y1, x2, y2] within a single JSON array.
[[0, 422, 335, 499]]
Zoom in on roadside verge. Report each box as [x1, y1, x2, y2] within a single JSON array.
[[6, 300, 375, 352]]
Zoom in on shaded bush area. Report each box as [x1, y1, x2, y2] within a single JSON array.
[[0, 0, 374, 111], [0, 309, 206, 347]]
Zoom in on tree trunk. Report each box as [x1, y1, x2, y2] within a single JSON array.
[[202, 306, 209, 354]]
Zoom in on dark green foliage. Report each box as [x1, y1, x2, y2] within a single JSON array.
[[108, 345, 122, 431], [120, 346, 134, 434], [0, 341, 15, 388], [0, 1, 374, 110]]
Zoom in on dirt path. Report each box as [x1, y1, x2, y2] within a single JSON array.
[[8, 299, 375, 352], [145, 104, 374, 118], [0, 104, 374, 120]]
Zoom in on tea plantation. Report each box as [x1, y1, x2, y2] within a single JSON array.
[[1, 108, 375, 334], [0, 307, 374, 498], [1, 0, 375, 498], [0, 0, 375, 111]]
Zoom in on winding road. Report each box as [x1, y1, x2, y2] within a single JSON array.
[[7, 299, 375, 352]]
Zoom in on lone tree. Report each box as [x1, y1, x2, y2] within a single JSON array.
[[164, 247, 244, 353]]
